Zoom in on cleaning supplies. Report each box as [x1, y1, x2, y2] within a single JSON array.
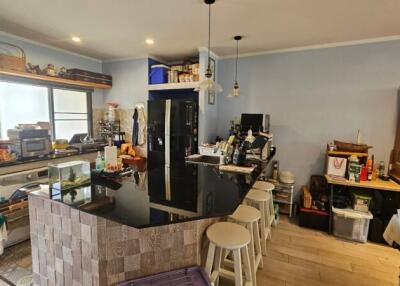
[[96, 151, 103, 171]]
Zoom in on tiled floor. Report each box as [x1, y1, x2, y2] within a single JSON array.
[[0, 240, 32, 286]]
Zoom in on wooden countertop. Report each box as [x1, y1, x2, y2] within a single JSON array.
[[325, 174, 400, 192]]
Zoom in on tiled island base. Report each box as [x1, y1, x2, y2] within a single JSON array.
[[28, 195, 216, 286]]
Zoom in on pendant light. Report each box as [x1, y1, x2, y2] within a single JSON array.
[[195, 0, 223, 93], [228, 35, 242, 98]]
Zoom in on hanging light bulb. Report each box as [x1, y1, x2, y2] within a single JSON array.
[[228, 36, 242, 98], [195, 0, 223, 93]]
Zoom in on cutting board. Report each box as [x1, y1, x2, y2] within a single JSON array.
[[219, 164, 256, 174]]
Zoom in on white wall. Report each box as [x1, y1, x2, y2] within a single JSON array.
[[217, 40, 400, 195]]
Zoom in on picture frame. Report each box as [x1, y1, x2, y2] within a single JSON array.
[[209, 58, 216, 80], [208, 91, 215, 105]]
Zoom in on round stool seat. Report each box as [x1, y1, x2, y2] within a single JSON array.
[[207, 222, 251, 250], [253, 181, 275, 191], [246, 189, 271, 202], [229, 204, 261, 223]]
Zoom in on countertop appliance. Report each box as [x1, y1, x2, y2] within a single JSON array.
[[240, 113, 270, 134], [8, 128, 51, 159], [0, 167, 48, 247]]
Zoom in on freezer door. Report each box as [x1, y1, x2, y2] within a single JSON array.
[[147, 100, 166, 170], [170, 100, 198, 165]]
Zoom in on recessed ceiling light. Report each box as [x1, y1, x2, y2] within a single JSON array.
[[72, 36, 81, 43], [145, 38, 154, 45]]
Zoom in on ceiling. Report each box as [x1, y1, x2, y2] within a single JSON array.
[[1, 0, 400, 61]]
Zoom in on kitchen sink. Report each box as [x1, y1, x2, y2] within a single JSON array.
[[185, 155, 220, 166]]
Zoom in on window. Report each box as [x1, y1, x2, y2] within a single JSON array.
[[0, 80, 92, 141], [53, 89, 90, 141]]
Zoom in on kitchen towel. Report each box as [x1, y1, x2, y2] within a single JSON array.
[[132, 108, 139, 146], [0, 215, 7, 255], [137, 107, 146, 146]]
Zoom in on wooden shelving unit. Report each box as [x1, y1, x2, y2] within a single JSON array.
[[0, 68, 112, 89], [147, 81, 199, 91]]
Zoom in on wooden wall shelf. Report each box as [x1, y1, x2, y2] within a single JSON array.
[[0, 68, 112, 89], [327, 150, 369, 157]]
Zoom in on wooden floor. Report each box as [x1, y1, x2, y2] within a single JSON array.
[[221, 216, 400, 286]]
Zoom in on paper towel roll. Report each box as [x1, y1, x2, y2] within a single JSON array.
[[104, 146, 117, 167]]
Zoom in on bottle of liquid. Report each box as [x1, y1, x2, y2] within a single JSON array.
[[96, 151, 103, 171], [378, 161, 385, 177], [367, 155, 374, 181], [232, 144, 240, 165], [272, 161, 279, 181]]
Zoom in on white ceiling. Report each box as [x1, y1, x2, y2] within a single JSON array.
[[1, 0, 400, 61]]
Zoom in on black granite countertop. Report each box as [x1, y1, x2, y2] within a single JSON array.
[[30, 149, 275, 228]]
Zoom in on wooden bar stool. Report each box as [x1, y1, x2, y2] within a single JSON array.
[[228, 204, 263, 286], [253, 181, 276, 227], [244, 189, 273, 256], [205, 222, 253, 286]]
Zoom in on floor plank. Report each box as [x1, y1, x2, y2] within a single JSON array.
[[220, 216, 400, 286]]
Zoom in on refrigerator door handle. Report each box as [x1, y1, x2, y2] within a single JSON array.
[[165, 100, 171, 166]]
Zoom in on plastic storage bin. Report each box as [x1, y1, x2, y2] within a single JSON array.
[[49, 160, 91, 191], [332, 207, 373, 243], [150, 64, 169, 84], [117, 266, 211, 286]]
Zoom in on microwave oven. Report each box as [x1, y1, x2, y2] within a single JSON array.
[[11, 137, 51, 159]]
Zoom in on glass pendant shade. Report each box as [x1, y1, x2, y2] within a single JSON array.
[[228, 81, 240, 98], [196, 77, 223, 93], [229, 35, 242, 98], [196, 0, 223, 94]]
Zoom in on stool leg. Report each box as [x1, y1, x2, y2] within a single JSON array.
[[233, 249, 243, 286], [264, 201, 272, 240], [269, 195, 275, 227], [213, 247, 222, 286], [259, 203, 267, 256], [253, 221, 263, 269], [247, 223, 257, 286], [205, 242, 216, 278], [241, 246, 253, 286]]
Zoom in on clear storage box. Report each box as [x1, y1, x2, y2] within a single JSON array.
[[332, 207, 373, 243], [49, 161, 91, 191]]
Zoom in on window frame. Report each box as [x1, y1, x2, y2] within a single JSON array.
[[0, 76, 93, 141]]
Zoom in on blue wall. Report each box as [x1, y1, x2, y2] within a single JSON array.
[[102, 58, 148, 108], [0, 32, 104, 107], [217, 40, 400, 194]]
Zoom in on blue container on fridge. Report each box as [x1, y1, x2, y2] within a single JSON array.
[[150, 64, 169, 84]]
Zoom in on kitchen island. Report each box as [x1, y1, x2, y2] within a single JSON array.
[[28, 160, 269, 286]]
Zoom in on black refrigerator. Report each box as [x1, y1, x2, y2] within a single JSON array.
[[147, 98, 198, 169], [147, 97, 199, 218]]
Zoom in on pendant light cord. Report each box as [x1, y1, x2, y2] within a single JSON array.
[[235, 39, 238, 82], [207, 3, 211, 71]]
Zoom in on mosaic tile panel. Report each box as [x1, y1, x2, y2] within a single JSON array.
[[28, 194, 216, 286]]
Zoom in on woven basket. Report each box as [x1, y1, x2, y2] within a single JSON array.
[[0, 41, 26, 72]]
